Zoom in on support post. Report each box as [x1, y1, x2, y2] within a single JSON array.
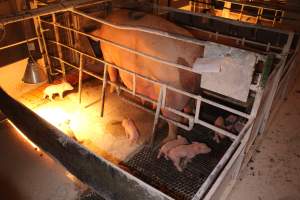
[[150, 86, 164, 147], [100, 64, 108, 117], [78, 53, 83, 104], [38, 16, 55, 81], [52, 13, 66, 80]]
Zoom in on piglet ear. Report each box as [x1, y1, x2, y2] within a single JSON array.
[[192, 141, 199, 144]]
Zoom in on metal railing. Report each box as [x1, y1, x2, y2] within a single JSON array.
[[0, 1, 294, 199]]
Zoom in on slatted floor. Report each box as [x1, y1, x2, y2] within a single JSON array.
[[122, 127, 232, 200]]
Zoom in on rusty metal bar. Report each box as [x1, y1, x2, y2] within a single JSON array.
[[38, 16, 55, 76], [52, 13, 66, 80], [0, 37, 37, 50], [0, 0, 109, 25]]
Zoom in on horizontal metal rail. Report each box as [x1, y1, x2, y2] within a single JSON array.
[[47, 38, 251, 119], [0, 2, 288, 200], [185, 25, 285, 56], [70, 9, 276, 58], [71, 8, 208, 47], [47, 38, 247, 140], [150, 3, 291, 35], [41, 19, 203, 75], [0, 37, 38, 51], [0, 0, 110, 26]]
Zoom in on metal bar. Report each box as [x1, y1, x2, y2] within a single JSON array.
[[41, 19, 202, 75], [49, 40, 252, 130], [203, 123, 253, 200], [78, 53, 83, 104], [150, 87, 164, 146], [0, 37, 37, 50], [0, 0, 109, 25], [38, 16, 55, 77], [201, 98, 250, 119], [100, 64, 108, 117], [52, 13, 66, 80], [192, 117, 255, 200], [71, 9, 207, 47], [50, 55, 103, 80], [49, 39, 251, 124], [32, 11, 52, 82], [196, 119, 237, 140], [75, 0, 110, 9], [185, 25, 284, 56], [151, 3, 291, 35]]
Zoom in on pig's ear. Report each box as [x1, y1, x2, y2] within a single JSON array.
[[192, 142, 199, 144]]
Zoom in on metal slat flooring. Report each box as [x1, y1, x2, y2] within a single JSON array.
[[122, 127, 232, 200]]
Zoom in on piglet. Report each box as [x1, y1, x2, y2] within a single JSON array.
[[43, 82, 74, 101], [213, 116, 226, 143], [157, 135, 188, 160], [168, 142, 211, 172], [122, 118, 140, 144]]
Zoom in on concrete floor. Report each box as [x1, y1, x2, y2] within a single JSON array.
[[0, 120, 85, 200], [228, 74, 300, 199]]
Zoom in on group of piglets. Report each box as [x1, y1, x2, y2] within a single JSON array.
[[157, 136, 211, 172], [213, 114, 245, 143]]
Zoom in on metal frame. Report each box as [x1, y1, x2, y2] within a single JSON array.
[[0, 1, 296, 199]]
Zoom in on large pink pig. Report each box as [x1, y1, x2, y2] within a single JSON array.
[[92, 10, 203, 143]]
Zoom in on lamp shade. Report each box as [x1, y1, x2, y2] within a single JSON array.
[[22, 57, 47, 84]]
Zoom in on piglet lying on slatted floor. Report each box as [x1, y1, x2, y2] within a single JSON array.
[[168, 142, 211, 172], [157, 135, 189, 160], [157, 135, 211, 172]]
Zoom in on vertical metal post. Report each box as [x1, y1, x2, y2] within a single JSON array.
[[150, 86, 164, 146], [239, 4, 244, 21], [37, 16, 54, 81], [52, 13, 66, 80], [78, 53, 83, 104], [100, 64, 108, 117], [273, 10, 278, 26]]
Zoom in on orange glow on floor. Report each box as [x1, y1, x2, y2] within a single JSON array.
[[7, 120, 40, 151]]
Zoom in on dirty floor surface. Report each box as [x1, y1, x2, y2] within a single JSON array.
[[227, 75, 300, 199]]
